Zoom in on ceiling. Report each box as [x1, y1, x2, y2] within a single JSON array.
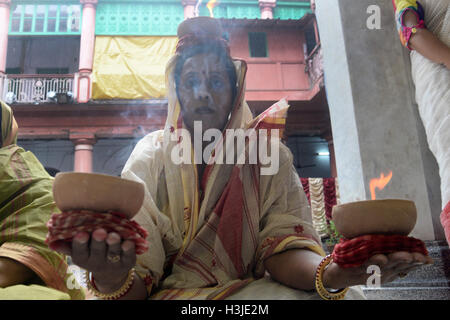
[[247, 87, 333, 139]]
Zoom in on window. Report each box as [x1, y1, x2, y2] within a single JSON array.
[[35, 5, 46, 33], [10, 6, 22, 32], [248, 32, 268, 58], [9, 4, 81, 35], [22, 5, 34, 32], [47, 5, 58, 33], [59, 5, 81, 33], [59, 5, 69, 33], [70, 6, 81, 32]]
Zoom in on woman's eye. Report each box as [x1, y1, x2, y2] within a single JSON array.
[[210, 77, 224, 90], [185, 77, 200, 89]]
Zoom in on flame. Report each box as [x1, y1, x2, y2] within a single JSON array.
[[369, 171, 393, 200], [207, 0, 219, 17]]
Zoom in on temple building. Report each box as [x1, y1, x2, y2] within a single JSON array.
[[1, 0, 448, 299], [0, 0, 332, 177], [1, 0, 340, 237], [0, 0, 446, 244]]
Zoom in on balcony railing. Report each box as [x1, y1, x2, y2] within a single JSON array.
[[2, 74, 75, 104], [305, 44, 324, 86]]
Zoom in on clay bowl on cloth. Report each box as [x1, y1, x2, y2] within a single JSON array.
[[53, 172, 145, 219], [332, 199, 417, 239]]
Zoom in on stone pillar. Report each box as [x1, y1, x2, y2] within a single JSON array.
[[182, 0, 197, 19], [259, 0, 276, 19], [322, 131, 337, 178], [327, 140, 337, 178], [0, 0, 11, 99], [315, 0, 443, 240], [71, 134, 96, 173], [77, 0, 97, 103]]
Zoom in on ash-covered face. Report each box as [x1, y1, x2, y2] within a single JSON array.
[[177, 53, 234, 134]]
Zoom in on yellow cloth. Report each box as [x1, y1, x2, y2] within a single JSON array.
[[0, 144, 85, 300], [0, 285, 71, 300], [393, 0, 419, 12], [1, 101, 17, 146], [92, 36, 178, 100], [0, 103, 84, 299]]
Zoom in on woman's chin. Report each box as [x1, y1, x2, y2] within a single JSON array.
[[192, 117, 223, 130]]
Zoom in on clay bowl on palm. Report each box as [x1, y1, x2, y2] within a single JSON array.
[[52, 172, 145, 219], [331, 199, 417, 239]]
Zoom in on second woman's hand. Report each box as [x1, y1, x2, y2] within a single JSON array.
[[57, 228, 137, 293]]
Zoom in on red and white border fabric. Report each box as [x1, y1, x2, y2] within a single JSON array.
[[300, 178, 340, 237]]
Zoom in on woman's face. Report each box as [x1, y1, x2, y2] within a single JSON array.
[[178, 53, 234, 134]]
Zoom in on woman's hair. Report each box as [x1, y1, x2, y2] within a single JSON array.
[[174, 43, 237, 104]]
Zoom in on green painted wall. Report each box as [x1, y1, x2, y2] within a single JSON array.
[[9, 0, 312, 36], [95, 2, 184, 35]]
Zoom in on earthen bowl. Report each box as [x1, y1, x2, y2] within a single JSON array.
[[53, 172, 145, 219], [331, 199, 417, 239], [177, 16, 223, 38]]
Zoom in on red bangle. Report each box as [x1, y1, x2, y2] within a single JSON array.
[[402, 20, 426, 50]]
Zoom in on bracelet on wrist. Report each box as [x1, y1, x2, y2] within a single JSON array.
[[85, 268, 135, 300], [315, 255, 349, 300]]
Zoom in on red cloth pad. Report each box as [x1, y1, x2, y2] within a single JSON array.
[[45, 210, 149, 255], [332, 234, 428, 268]]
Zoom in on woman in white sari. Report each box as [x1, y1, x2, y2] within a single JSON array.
[[392, 0, 450, 245], [54, 17, 431, 300]]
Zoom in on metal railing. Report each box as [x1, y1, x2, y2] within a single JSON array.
[[2, 74, 74, 104], [305, 44, 323, 86]]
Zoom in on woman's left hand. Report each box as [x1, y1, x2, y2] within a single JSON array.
[[323, 251, 433, 289]]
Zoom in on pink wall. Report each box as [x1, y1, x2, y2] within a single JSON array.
[[227, 26, 310, 101], [78, 1, 97, 72]]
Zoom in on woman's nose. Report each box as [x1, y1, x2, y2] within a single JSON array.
[[194, 80, 211, 101]]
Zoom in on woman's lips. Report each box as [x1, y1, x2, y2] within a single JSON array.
[[195, 106, 215, 114]]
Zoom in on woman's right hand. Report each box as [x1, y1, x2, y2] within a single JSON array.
[[54, 228, 137, 293]]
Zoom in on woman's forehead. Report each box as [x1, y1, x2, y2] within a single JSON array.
[[181, 53, 228, 74]]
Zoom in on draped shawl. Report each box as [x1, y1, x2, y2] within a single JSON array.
[[122, 54, 325, 300]]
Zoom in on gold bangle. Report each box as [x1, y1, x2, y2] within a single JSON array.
[[85, 268, 135, 300], [315, 255, 349, 300]]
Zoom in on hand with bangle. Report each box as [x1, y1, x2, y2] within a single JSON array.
[[315, 251, 432, 300], [52, 228, 147, 300], [401, 8, 450, 69], [265, 248, 431, 301]]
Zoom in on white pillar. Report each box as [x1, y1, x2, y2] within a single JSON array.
[[182, 0, 197, 19], [259, 0, 276, 19]]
